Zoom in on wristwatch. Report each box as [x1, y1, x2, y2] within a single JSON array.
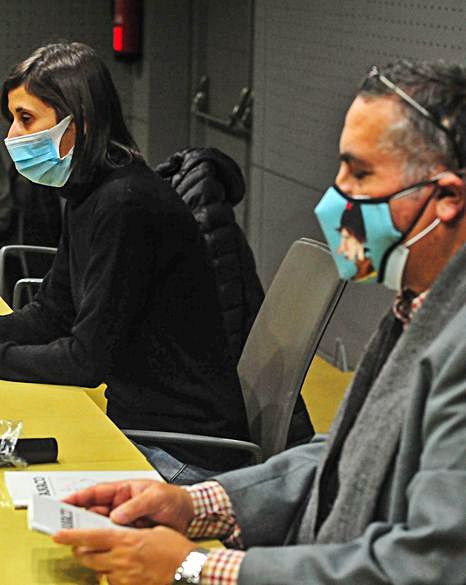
[[172, 547, 210, 584]]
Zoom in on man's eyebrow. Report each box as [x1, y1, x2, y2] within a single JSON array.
[[339, 152, 371, 167]]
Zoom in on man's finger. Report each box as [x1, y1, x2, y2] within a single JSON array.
[[53, 528, 120, 549], [110, 488, 159, 524], [88, 505, 112, 517], [63, 482, 125, 508], [109, 482, 133, 510]]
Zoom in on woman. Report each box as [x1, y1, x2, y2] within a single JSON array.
[[0, 42, 249, 483]]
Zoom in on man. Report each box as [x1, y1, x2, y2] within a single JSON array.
[[54, 60, 466, 585]]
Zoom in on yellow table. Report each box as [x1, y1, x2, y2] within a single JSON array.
[[0, 380, 153, 584], [301, 355, 353, 433], [0, 296, 12, 315]]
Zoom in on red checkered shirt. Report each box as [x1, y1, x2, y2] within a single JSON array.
[[183, 481, 245, 585], [392, 288, 430, 329]]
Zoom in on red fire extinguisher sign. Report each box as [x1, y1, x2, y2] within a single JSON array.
[[113, 0, 142, 60]]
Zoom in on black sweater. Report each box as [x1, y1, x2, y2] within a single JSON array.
[[0, 161, 248, 470]]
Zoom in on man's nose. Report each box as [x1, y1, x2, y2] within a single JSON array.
[[335, 163, 353, 195]]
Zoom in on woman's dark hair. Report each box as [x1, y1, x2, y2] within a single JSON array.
[[1, 42, 142, 183]]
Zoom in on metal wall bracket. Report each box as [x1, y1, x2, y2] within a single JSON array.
[[191, 76, 253, 138], [334, 336, 350, 372]]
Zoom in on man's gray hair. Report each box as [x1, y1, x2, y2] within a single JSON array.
[[358, 60, 466, 180]]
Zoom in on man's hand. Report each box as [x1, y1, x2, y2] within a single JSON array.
[[53, 526, 198, 585], [63, 480, 195, 532]]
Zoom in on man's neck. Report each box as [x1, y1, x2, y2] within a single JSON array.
[[403, 218, 465, 293]]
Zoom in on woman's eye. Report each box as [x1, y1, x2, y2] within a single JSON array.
[[20, 114, 32, 124]]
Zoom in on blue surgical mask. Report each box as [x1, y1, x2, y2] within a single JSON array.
[[4, 115, 74, 188], [315, 179, 442, 288]]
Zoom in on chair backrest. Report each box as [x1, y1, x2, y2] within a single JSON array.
[[238, 237, 346, 460]]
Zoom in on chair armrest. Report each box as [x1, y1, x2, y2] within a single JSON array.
[[13, 278, 43, 310], [122, 429, 263, 465], [0, 245, 57, 299], [0, 244, 58, 255]]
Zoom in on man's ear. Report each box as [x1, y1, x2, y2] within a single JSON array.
[[434, 171, 465, 223]]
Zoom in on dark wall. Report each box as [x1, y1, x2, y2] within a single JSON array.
[[189, 0, 254, 229], [0, 1, 132, 133], [133, 0, 191, 165], [0, 0, 191, 167]]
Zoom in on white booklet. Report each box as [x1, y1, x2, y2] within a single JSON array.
[[5, 470, 162, 508], [28, 494, 134, 535]]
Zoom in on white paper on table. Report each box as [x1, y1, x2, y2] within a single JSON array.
[[28, 494, 134, 535], [5, 470, 162, 508]]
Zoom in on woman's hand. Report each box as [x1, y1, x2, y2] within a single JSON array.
[[63, 480, 195, 532], [53, 525, 198, 585]]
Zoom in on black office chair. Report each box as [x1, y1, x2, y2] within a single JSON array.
[[124, 238, 346, 464]]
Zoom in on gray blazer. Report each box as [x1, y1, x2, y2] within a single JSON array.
[[217, 245, 466, 585]]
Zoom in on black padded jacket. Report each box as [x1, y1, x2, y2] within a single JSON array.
[[156, 147, 264, 364]]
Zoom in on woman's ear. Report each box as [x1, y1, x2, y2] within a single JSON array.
[[60, 120, 76, 157], [434, 171, 465, 223]]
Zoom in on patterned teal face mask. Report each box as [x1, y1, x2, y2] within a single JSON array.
[[4, 115, 74, 187], [314, 178, 443, 288]]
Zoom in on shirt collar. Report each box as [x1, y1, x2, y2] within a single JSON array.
[[392, 288, 430, 329]]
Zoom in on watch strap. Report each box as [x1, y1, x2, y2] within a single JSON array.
[[173, 547, 209, 584]]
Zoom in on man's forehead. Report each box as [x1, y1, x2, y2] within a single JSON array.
[[339, 95, 403, 160]]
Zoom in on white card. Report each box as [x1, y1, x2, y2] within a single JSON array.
[[5, 470, 162, 508], [28, 495, 134, 535]]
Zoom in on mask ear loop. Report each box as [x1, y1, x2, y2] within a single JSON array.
[[49, 115, 74, 160], [377, 182, 442, 283], [404, 217, 440, 247], [334, 174, 447, 204]]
